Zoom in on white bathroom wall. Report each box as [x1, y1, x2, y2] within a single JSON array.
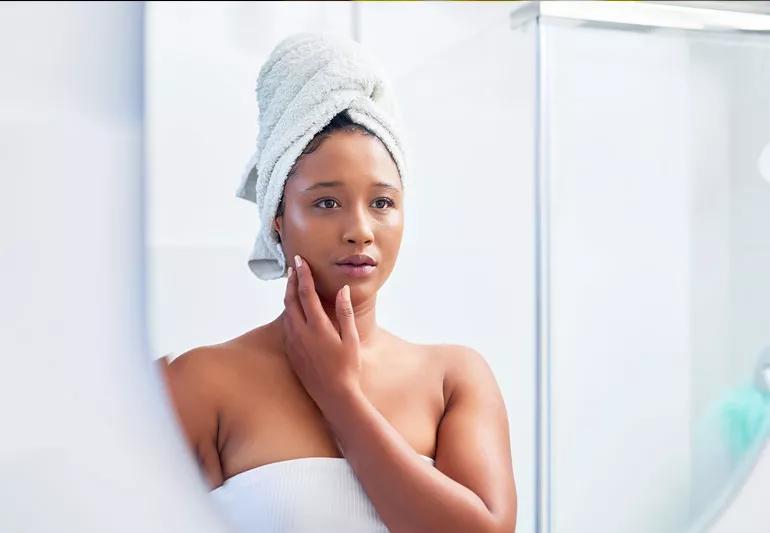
[[146, 2, 535, 532]]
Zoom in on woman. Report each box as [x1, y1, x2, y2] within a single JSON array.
[[161, 32, 517, 533]]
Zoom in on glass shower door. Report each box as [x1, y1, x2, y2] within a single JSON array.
[[538, 10, 770, 533]]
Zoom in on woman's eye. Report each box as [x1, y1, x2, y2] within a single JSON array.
[[373, 198, 395, 209], [315, 199, 339, 209], [314, 198, 394, 209]]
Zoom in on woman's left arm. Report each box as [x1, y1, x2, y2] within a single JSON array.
[[283, 256, 517, 533], [323, 345, 517, 533]]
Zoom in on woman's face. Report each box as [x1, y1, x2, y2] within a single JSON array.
[[273, 131, 404, 305]]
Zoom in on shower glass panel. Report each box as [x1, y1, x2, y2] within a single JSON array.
[[540, 12, 770, 533]]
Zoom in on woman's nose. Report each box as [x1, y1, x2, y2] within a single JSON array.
[[343, 205, 375, 244]]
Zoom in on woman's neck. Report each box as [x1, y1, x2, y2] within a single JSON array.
[[272, 291, 382, 348]]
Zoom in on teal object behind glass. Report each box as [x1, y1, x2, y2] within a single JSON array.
[[719, 384, 770, 460]]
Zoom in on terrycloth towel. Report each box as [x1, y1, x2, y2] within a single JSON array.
[[235, 32, 409, 281]]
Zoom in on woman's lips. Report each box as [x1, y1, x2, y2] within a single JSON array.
[[335, 263, 376, 277]]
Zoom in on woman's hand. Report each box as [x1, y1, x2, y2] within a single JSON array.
[[282, 254, 363, 414]]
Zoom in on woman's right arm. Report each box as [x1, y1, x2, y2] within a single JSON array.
[[157, 350, 225, 490]]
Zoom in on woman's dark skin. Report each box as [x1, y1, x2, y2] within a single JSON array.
[[159, 130, 517, 532]]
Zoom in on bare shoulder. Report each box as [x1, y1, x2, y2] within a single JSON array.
[[166, 324, 275, 380], [166, 344, 237, 396], [377, 335, 495, 409], [164, 344, 231, 438], [163, 343, 241, 489], [424, 343, 499, 408], [165, 335, 270, 411]]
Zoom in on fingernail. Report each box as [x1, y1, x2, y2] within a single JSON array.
[[287, 266, 293, 278], [294, 255, 301, 268], [344, 284, 350, 300]]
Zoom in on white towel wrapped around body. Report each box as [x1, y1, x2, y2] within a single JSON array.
[[236, 32, 409, 281]]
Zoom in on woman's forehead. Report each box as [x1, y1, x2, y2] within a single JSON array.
[[290, 132, 401, 185]]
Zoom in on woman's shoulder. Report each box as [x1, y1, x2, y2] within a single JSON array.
[[162, 329, 285, 434], [409, 339, 483, 367], [380, 329, 482, 368], [420, 343, 489, 401], [169, 325, 282, 374], [434, 343, 485, 364], [180, 319, 283, 356], [164, 344, 237, 405], [380, 333, 484, 404]]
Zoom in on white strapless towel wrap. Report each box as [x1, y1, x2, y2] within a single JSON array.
[[209, 454, 435, 532], [235, 32, 410, 281]]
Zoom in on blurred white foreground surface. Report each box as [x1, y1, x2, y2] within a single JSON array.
[[0, 3, 229, 532]]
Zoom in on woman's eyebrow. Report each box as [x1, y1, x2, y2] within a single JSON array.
[[302, 181, 343, 192], [302, 180, 401, 193], [374, 182, 401, 193]]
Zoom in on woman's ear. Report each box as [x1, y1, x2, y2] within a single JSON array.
[[273, 217, 282, 242]]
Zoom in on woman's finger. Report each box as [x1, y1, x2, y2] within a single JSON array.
[[293, 255, 330, 331], [336, 284, 359, 346], [284, 265, 306, 325]]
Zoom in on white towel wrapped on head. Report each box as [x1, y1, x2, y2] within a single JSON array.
[[236, 32, 409, 281]]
